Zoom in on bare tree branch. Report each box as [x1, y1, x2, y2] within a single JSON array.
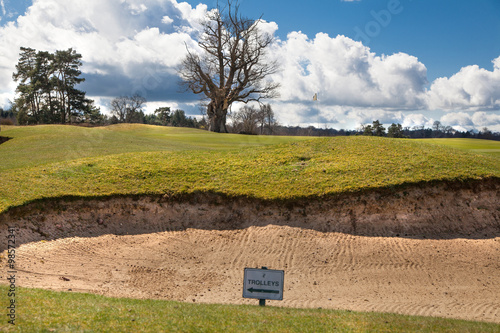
[[178, 0, 280, 132]]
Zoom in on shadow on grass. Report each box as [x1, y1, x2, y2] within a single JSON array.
[[0, 136, 11, 145]]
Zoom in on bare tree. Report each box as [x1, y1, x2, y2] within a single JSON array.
[[110, 96, 127, 122], [258, 103, 277, 134], [111, 94, 146, 123], [231, 105, 259, 134], [179, 0, 280, 133]]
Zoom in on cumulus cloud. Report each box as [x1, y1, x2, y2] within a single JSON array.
[[427, 57, 500, 111], [0, 0, 204, 107], [162, 15, 174, 25], [401, 113, 433, 129], [440, 112, 474, 128], [270, 32, 428, 109], [439, 111, 500, 132]]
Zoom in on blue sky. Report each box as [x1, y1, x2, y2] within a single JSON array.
[[0, 0, 499, 131], [183, 0, 500, 82]]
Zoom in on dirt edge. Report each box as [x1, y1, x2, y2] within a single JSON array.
[[1, 179, 499, 251]]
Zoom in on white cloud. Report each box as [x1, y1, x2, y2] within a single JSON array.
[[0, 0, 204, 103], [439, 111, 500, 132], [162, 15, 173, 25], [128, 3, 148, 15], [0, 0, 5, 17], [255, 19, 279, 38], [401, 113, 433, 129], [427, 56, 500, 111], [471, 112, 500, 129], [270, 32, 428, 109], [440, 112, 474, 128]]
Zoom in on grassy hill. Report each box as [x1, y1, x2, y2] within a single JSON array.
[[0, 124, 311, 171], [415, 138, 500, 159], [0, 124, 499, 214]]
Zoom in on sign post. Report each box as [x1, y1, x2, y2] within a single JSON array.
[[243, 267, 284, 306]]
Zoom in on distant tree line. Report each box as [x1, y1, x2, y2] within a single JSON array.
[[0, 108, 16, 126], [107, 95, 206, 129], [227, 104, 278, 135], [253, 120, 499, 140], [359, 120, 500, 140], [12, 47, 101, 125]]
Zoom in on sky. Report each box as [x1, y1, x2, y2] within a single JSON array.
[[0, 0, 499, 131]]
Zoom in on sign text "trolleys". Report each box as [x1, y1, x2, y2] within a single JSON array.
[[242, 268, 284, 301]]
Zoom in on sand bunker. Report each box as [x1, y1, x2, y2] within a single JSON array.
[[1, 179, 499, 323]]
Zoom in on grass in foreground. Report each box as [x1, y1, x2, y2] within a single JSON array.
[[0, 286, 498, 332], [1, 126, 499, 213]]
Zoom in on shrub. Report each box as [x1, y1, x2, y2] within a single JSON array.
[[0, 118, 14, 126]]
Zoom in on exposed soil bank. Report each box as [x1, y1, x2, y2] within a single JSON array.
[[1, 179, 499, 250]]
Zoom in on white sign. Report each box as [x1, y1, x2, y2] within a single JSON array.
[[243, 268, 284, 301]]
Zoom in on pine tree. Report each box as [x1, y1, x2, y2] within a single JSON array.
[[13, 47, 97, 124]]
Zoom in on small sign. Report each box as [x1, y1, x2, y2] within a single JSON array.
[[243, 268, 284, 301]]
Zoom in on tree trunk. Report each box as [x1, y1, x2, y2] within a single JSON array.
[[207, 102, 228, 133]]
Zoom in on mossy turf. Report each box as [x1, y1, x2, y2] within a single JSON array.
[[1, 125, 499, 213], [415, 138, 500, 159], [1, 286, 498, 332], [0, 124, 311, 171]]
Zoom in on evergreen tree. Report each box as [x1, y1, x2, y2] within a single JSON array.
[[372, 120, 386, 136], [12, 47, 98, 124], [387, 123, 406, 138]]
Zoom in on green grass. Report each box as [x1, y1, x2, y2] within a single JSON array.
[[1, 125, 499, 213], [0, 124, 311, 171], [1, 286, 498, 332], [415, 138, 500, 159]]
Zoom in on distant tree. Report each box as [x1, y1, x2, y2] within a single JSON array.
[[13, 47, 41, 123], [171, 109, 194, 127], [443, 125, 454, 136], [387, 123, 406, 138], [110, 94, 146, 123], [432, 120, 442, 132], [179, 0, 280, 132], [372, 120, 385, 136], [110, 96, 127, 122], [0, 107, 16, 126], [362, 124, 373, 136], [81, 99, 103, 124], [144, 113, 159, 125], [197, 117, 208, 130], [154, 107, 171, 126], [361, 120, 386, 137], [257, 103, 277, 134], [170, 110, 185, 127], [432, 120, 444, 138], [231, 105, 259, 134], [479, 127, 493, 140]]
